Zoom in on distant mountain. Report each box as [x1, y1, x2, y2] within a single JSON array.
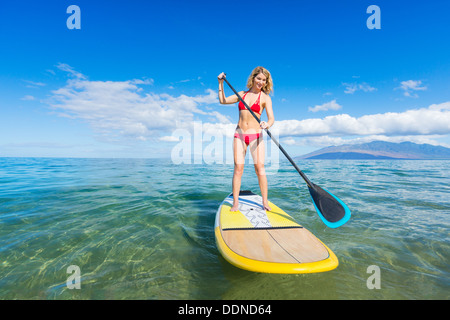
[[299, 141, 450, 160]]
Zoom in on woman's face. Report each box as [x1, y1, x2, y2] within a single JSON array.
[[253, 73, 267, 91]]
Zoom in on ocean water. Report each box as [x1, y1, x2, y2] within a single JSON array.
[[0, 157, 449, 300]]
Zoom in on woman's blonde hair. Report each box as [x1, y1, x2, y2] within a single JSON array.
[[246, 66, 273, 94]]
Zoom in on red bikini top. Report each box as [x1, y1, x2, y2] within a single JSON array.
[[238, 91, 262, 115]]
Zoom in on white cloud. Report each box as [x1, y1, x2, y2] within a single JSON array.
[[201, 122, 236, 138], [21, 95, 35, 101], [159, 136, 181, 142], [281, 137, 297, 145], [23, 80, 46, 88], [56, 63, 87, 79], [273, 101, 450, 138], [194, 101, 450, 149], [308, 99, 342, 112], [207, 111, 232, 124], [47, 65, 218, 141], [343, 82, 377, 94], [398, 80, 427, 98]]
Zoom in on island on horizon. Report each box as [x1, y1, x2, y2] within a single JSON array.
[[298, 141, 450, 160]]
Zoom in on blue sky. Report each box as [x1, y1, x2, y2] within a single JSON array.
[[1, 0, 449, 158]]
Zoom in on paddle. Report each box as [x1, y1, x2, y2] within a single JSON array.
[[222, 75, 351, 228]]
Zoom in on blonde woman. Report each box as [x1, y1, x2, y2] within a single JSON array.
[[218, 67, 275, 211]]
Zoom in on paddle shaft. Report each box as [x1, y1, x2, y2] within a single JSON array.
[[222, 77, 313, 188]]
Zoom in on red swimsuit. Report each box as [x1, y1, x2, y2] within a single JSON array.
[[238, 91, 262, 114], [235, 91, 262, 145]]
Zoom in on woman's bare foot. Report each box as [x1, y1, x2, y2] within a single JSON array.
[[230, 202, 239, 212]]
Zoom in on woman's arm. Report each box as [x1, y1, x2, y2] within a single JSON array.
[[261, 94, 274, 129], [218, 72, 240, 104]]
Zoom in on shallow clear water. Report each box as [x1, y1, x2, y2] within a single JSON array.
[[0, 157, 449, 299]]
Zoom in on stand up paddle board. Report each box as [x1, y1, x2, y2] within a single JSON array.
[[214, 191, 338, 274]]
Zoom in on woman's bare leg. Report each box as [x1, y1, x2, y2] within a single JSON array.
[[231, 136, 247, 211], [250, 136, 271, 211]]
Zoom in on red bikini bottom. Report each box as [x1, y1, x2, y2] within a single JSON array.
[[234, 132, 261, 145]]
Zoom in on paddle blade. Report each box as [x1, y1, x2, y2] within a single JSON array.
[[308, 183, 351, 228]]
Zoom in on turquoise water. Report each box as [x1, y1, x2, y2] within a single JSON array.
[[0, 157, 449, 300]]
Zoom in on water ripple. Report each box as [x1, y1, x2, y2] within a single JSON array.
[[0, 158, 449, 299]]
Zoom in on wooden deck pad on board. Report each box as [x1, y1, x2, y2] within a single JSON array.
[[221, 227, 330, 264]]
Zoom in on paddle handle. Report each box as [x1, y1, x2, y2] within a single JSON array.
[[222, 76, 313, 187]]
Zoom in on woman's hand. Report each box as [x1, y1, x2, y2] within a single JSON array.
[[217, 72, 226, 82], [260, 121, 269, 129]]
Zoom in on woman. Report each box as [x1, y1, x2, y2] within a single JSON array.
[[217, 67, 275, 212]]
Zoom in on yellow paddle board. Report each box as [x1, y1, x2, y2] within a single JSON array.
[[215, 191, 338, 274]]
